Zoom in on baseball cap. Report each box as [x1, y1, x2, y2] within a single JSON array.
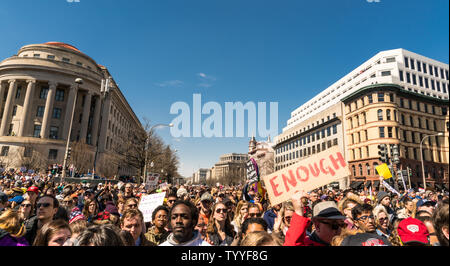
[[200, 192, 213, 202], [8, 196, 24, 204], [26, 186, 39, 193], [313, 201, 346, 219], [376, 191, 390, 202], [340, 233, 392, 246], [177, 188, 188, 198], [397, 217, 429, 245]]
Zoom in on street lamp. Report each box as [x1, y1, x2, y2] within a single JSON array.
[[420, 132, 444, 190], [62, 78, 83, 182], [142, 123, 173, 184]]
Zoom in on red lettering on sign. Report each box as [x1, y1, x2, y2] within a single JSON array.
[[320, 159, 336, 176], [296, 166, 309, 182], [330, 152, 346, 170], [281, 170, 298, 193], [309, 163, 320, 177], [269, 176, 282, 197]]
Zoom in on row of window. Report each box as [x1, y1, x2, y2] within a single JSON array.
[[404, 56, 449, 81], [399, 70, 448, 93], [348, 92, 395, 113], [276, 124, 338, 154], [0, 146, 58, 160], [276, 138, 339, 169], [25, 53, 93, 71], [280, 113, 337, 143]]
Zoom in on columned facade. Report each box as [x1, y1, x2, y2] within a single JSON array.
[[0, 42, 144, 178]]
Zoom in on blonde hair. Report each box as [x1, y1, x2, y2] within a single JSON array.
[[240, 231, 281, 246], [233, 201, 249, 225], [69, 219, 88, 235], [0, 209, 26, 238], [279, 201, 295, 232]]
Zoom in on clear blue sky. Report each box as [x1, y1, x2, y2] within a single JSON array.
[[1, 0, 448, 177]]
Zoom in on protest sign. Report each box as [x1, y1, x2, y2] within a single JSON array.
[[376, 164, 392, 179], [159, 182, 168, 190], [146, 173, 160, 189], [246, 158, 260, 185], [138, 192, 166, 222], [263, 146, 349, 206], [382, 180, 401, 196]]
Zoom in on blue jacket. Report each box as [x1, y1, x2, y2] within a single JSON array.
[[263, 209, 277, 231]]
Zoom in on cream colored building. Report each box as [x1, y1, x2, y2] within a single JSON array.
[[248, 135, 275, 179], [0, 42, 144, 177], [211, 153, 248, 184]]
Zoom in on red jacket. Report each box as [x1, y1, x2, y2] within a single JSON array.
[[283, 213, 326, 246]]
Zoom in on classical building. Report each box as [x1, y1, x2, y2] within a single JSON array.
[[192, 168, 210, 184], [211, 153, 248, 184], [0, 42, 144, 177], [248, 135, 275, 179], [275, 48, 449, 189]]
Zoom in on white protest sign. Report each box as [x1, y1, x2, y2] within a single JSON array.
[[138, 192, 166, 223], [382, 180, 401, 196], [145, 173, 160, 189], [263, 146, 349, 206]]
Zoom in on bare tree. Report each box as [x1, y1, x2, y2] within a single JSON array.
[[69, 141, 94, 175], [16, 142, 47, 172]]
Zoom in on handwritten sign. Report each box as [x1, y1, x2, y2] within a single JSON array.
[[146, 173, 160, 189], [138, 192, 166, 222], [246, 158, 260, 185], [263, 146, 349, 206]]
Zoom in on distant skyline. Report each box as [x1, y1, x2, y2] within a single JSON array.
[[1, 0, 448, 177]]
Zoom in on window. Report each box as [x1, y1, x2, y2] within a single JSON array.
[[1, 146, 9, 156], [333, 138, 338, 146], [40, 87, 49, 99], [436, 82, 441, 92], [410, 116, 414, 127], [378, 109, 383, 121], [378, 92, 384, 102], [386, 57, 396, 63], [429, 65, 433, 75], [400, 98, 404, 108], [379, 127, 385, 138], [389, 93, 394, 102], [15, 86, 22, 99], [352, 165, 356, 176], [368, 94, 373, 103], [76, 61, 83, 66], [49, 127, 58, 139], [359, 164, 363, 176], [24, 147, 33, 158], [410, 58, 415, 69], [33, 54, 40, 58], [33, 125, 41, 138], [55, 89, 65, 101], [386, 109, 391, 120], [12, 106, 17, 117], [446, 70, 449, 80], [431, 79, 435, 90], [48, 149, 58, 160], [62, 57, 70, 63], [47, 55, 55, 60], [327, 127, 331, 136], [399, 70, 404, 81], [332, 124, 337, 134], [381, 71, 391, 76], [412, 74, 417, 85], [404, 57, 409, 68], [419, 76, 423, 87], [434, 66, 439, 77], [440, 68, 445, 79], [394, 110, 397, 121], [406, 72, 411, 83], [417, 61, 422, 72], [401, 114, 405, 125], [423, 62, 427, 73], [388, 127, 393, 138], [36, 106, 45, 117], [52, 108, 62, 119], [366, 163, 371, 176]]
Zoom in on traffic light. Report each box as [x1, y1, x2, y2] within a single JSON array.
[[67, 147, 72, 159], [392, 144, 400, 164], [378, 144, 388, 163]]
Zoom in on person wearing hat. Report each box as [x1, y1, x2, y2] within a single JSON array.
[[396, 217, 430, 246], [375, 191, 396, 224], [284, 191, 346, 246], [26, 186, 40, 208], [199, 192, 213, 227]]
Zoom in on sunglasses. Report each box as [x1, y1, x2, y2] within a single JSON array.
[[21, 204, 32, 208], [215, 208, 227, 213], [37, 203, 52, 208], [248, 213, 260, 218], [356, 215, 375, 221], [168, 200, 176, 203], [127, 204, 137, 208], [320, 221, 346, 230], [63, 201, 72, 204]]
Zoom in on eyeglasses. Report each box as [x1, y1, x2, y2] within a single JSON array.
[[356, 215, 374, 221], [284, 216, 292, 222], [215, 208, 227, 213], [168, 200, 176, 203], [21, 204, 32, 208], [248, 213, 260, 218], [36, 203, 52, 208], [378, 217, 388, 222], [63, 201, 72, 204], [320, 221, 346, 230], [127, 204, 137, 208]]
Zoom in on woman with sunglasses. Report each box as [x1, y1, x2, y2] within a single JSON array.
[[373, 206, 392, 239], [272, 201, 295, 243], [205, 203, 235, 246], [18, 199, 34, 223]]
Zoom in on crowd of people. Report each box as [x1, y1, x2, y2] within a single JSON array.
[[0, 169, 448, 246]]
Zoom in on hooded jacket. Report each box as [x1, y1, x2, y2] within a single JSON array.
[[159, 230, 211, 246], [0, 228, 29, 246]]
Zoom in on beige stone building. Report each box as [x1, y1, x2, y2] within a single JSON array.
[[248, 135, 275, 179], [210, 153, 248, 184], [342, 84, 449, 188], [0, 42, 144, 177]]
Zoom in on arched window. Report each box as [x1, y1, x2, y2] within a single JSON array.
[[386, 109, 391, 120], [366, 163, 371, 176], [359, 164, 363, 176], [378, 109, 383, 121], [352, 165, 356, 176]]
